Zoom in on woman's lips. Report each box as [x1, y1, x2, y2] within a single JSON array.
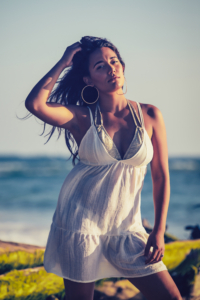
[[108, 76, 120, 82]]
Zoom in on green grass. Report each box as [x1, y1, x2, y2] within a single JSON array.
[[0, 267, 65, 300], [0, 240, 200, 299], [0, 250, 45, 275], [163, 239, 200, 270]]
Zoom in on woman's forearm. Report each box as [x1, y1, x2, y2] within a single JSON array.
[[25, 60, 66, 111], [152, 175, 170, 234]]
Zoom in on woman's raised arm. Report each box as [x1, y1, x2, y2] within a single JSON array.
[[25, 42, 82, 129]]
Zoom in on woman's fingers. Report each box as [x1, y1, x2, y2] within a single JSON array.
[[145, 247, 159, 264], [145, 249, 156, 264], [145, 249, 164, 264], [59, 42, 82, 68], [64, 41, 79, 48], [69, 41, 81, 47], [150, 251, 162, 264], [144, 230, 165, 265], [67, 42, 82, 52], [144, 238, 151, 258]]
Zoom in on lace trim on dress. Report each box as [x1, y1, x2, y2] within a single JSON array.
[[94, 100, 144, 160]]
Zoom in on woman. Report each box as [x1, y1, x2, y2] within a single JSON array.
[[25, 36, 182, 300]]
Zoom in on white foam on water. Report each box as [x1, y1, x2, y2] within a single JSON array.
[[0, 223, 49, 247]]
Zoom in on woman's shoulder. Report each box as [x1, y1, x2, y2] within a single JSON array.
[[128, 100, 157, 117], [138, 102, 166, 136], [129, 100, 164, 139], [136, 101, 163, 120]]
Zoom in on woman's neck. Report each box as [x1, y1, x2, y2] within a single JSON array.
[[98, 92, 127, 113]]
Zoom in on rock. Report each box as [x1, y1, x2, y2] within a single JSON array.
[[142, 219, 179, 243], [142, 219, 152, 229], [94, 279, 146, 299], [169, 248, 200, 298], [185, 225, 200, 240]]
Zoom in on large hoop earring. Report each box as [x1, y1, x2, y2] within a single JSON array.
[[81, 85, 99, 104], [117, 77, 127, 95]]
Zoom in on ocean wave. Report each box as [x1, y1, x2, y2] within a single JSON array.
[[0, 156, 199, 178], [0, 222, 49, 247], [0, 156, 73, 178], [169, 158, 200, 171]]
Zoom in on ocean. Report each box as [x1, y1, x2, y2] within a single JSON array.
[[0, 155, 199, 246]]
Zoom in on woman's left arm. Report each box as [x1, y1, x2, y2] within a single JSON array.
[[144, 105, 170, 265]]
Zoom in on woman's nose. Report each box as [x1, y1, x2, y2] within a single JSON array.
[[108, 65, 115, 74]]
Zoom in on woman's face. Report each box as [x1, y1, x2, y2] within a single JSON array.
[[84, 47, 125, 94]]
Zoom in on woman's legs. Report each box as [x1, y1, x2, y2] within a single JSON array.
[[63, 270, 182, 300], [63, 278, 96, 300], [127, 270, 182, 300]]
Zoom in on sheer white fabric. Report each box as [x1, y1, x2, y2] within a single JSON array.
[[94, 101, 144, 160], [43, 101, 167, 282]]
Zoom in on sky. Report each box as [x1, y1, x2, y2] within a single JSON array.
[[0, 0, 200, 157]]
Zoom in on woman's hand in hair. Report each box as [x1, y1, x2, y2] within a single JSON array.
[[59, 42, 82, 68], [25, 41, 82, 126]]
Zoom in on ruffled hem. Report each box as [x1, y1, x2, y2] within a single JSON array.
[[46, 267, 168, 283], [43, 222, 168, 282]]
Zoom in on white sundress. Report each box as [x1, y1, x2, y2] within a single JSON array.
[[43, 100, 168, 282]]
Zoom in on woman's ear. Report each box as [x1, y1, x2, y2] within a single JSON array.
[[83, 77, 88, 85], [83, 76, 93, 86]]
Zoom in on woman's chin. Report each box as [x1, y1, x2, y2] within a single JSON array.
[[107, 83, 123, 93]]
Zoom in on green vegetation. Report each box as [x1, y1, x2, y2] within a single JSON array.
[[0, 250, 44, 275], [163, 240, 200, 270], [0, 267, 65, 300], [163, 240, 200, 297], [0, 239, 199, 299]]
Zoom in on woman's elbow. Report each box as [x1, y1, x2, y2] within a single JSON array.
[[25, 97, 39, 114]]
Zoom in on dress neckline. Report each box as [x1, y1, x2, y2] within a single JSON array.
[[93, 125, 146, 163], [94, 100, 143, 160]]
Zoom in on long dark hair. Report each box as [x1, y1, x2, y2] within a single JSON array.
[[24, 36, 125, 166]]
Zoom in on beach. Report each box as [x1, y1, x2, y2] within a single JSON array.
[[0, 236, 200, 299], [0, 155, 200, 299]]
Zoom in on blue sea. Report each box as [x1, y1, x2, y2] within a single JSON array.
[[0, 155, 199, 246]]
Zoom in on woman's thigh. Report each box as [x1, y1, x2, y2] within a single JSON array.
[[127, 270, 182, 300], [63, 278, 96, 300]]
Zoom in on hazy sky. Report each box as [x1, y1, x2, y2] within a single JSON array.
[[1, 0, 200, 157]]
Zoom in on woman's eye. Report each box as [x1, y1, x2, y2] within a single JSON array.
[[96, 65, 104, 70], [96, 61, 118, 70]]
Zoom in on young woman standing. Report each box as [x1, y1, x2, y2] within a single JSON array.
[[25, 36, 182, 300]]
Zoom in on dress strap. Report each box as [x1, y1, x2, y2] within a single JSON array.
[[127, 100, 141, 128], [87, 106, 94, 125], [95, 101, 142, 128], [95, 103, 103, 126], [136, 102, 145, 128]]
